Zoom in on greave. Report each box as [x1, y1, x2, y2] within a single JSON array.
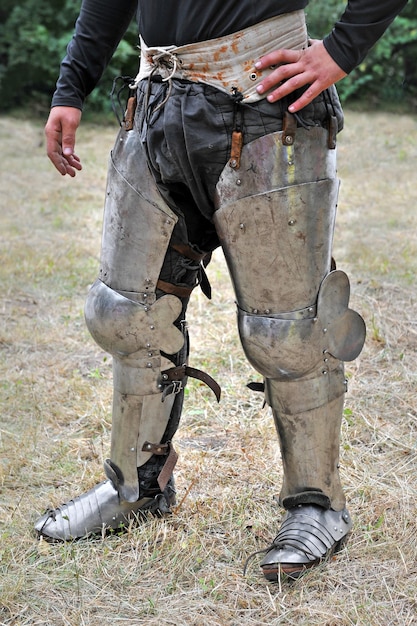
[[267, 372, 347, 511]]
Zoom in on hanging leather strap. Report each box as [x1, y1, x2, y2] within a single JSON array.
[[141, 441, 179, 493]]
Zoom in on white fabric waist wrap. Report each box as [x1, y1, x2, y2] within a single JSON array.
[[132, 11, 308, 102]]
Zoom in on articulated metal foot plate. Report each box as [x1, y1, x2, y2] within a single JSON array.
[[260, 504, 352, 580], [34, 479, 175, 541]]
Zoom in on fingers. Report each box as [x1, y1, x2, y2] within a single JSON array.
[[254, 42, 346, 113], [44, 106, 83, 176]]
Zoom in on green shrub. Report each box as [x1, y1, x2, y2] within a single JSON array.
[[0, 0, 138, 114]]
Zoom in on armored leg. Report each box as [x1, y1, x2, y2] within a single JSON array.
[[35, 128, 195, 540], [214, 125, 365, 576]]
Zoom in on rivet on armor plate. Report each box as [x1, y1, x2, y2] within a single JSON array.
[[239, 223, 245, 229], [150, 325, 155, 330], [147, 362, 152, 368], [264, 309, 270, 314], [236, 179, 241, 186], [288, 219, 296, 226], [249, 72, 257, 81]]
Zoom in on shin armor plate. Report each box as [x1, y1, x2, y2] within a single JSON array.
[[214, 127, 365, 510], [84, 129, 184, 502]]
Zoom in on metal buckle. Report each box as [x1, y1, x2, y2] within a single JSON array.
[[171, 380, 183, 395]]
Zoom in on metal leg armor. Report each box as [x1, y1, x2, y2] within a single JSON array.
[[214, 126, 365, 576], [35, 128, 188, 540]]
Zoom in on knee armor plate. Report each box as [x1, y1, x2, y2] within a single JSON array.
[[239, 270, 365, 380]]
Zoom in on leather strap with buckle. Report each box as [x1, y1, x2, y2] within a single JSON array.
[[160, 364, 221, 402]]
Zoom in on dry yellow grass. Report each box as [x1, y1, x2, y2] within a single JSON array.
[[0, 109, 416, 625]]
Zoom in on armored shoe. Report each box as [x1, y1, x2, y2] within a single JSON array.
[[34, 477, 176, 541], [259, 504, 352, 581]]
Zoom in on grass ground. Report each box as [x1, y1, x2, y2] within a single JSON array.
[[0, 109, 416, 625]]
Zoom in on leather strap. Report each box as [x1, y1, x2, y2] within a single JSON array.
[[157, 442, 179, 493], [142, 441, 170, 455], [157, 279, 194, 298], [162, 364, 221, 402], [171, 243, 208, 263], [247, 381, 265, 393], [141, 441, 179, 494]]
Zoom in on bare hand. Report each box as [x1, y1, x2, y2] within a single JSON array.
[[255, 40, 347, 113], [44, 106, 83, 176]]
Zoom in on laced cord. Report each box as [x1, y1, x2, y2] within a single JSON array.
[[243, 544, 274, 576], [110, 75, 135, 127], [130, 45, 178, 90]]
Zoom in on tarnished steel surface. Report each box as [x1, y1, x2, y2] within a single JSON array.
[[84, 279, 184, 359], [238, 270, 365, 380], [260, 504, 352, 580], [265, 363, 347, 415], [214, 127, 337, 208], [214, 177, 338, 313], [238, 308, 323, 379], [107, 387, 176, 502], [99, 129, 177, 299], [271, 393, 347, 512], [34, 479, 175, 541], [318, 269, 366, 362]]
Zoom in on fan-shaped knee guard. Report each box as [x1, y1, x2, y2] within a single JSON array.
[[84, 129, 185, 502]]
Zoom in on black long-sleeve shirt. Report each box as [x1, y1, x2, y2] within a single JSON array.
[[52, 0, 408, 109]]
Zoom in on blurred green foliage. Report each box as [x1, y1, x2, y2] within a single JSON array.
[[307, 0, 417, 105], [0, 0, 138, 115], [0, 0, 415, 115]]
